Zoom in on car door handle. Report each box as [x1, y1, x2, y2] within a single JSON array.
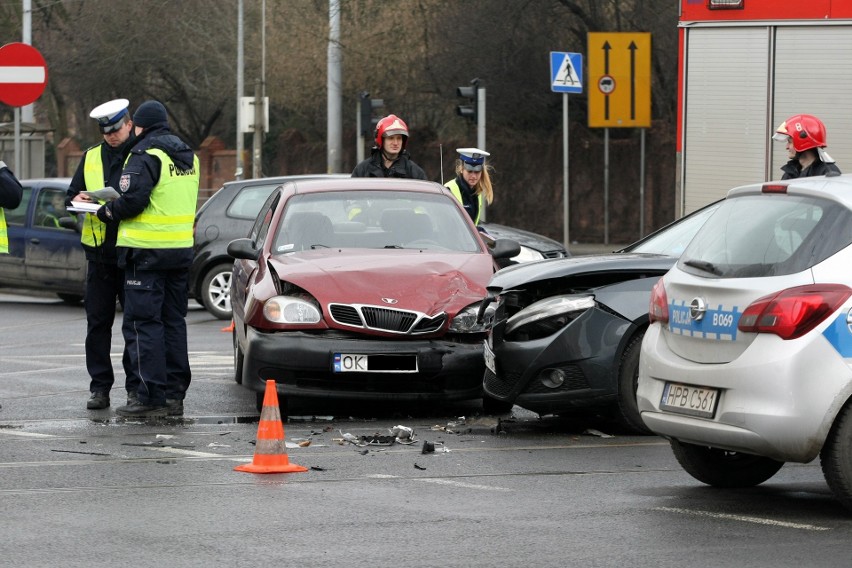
[[29, 238, 41, 244]]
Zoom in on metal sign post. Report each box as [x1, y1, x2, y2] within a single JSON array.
[[550, 51, 583, 248]]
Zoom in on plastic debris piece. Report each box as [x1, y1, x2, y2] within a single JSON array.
[[207, 442, 231, 448], [310, 466, 326, 471], [583, 428, 614, 438], [414, 463, 426, 470]]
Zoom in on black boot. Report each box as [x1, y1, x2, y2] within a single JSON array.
[[87, 392, 110, 410]]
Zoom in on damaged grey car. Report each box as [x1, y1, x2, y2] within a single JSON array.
[[481, 201, 721, 431]]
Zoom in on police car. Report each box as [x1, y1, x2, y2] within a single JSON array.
[[637, 173, 852, 511]]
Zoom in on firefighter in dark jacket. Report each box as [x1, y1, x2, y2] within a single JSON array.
[[773, 114, 841, 179], [352, 114, 428, 179], [68, 99, 138, 410], [96, 100, 200, 417]]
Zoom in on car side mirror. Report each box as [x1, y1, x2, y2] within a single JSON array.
[[489, 238, 521, 260], [58, 216, 81, 233], [227, 237, 260, 261]]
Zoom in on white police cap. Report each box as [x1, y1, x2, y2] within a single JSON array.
[[456, 147, 490, 171], [89, 98, 130, 133]]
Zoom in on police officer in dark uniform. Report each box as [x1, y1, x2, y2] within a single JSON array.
[[0, 161, 22, 411], [96, 100, 200, 417], [68, 99, 138, 410]]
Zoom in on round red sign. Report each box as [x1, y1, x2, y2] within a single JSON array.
[[0, 42, 48, 107]]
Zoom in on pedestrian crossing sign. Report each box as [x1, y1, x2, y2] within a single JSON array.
[[550, 52, 583, 94]]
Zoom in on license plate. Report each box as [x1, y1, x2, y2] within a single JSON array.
[[333, 353, 418, 373], [660, 382, 719, 419], [483, 340, 496, 374]]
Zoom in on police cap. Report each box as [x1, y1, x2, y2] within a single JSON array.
[[89, 98, 130, 134], [456, 147, 490, 172]]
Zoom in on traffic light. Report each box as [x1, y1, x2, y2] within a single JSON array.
[[456, 78, 480, 123], [359, 91, 384, 136]]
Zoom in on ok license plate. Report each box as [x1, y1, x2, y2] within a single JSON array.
[[333, 353, 418, 373], [660, 382, 719, 419], [483, 340, 496, 374]]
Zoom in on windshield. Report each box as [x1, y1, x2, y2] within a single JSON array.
[[678, 194, 852, 278], [272, 190, 482, 254], [629, 201, 721, 256]]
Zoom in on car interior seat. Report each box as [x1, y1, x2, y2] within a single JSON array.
[[282, 211, 334, 250], [380, 209, 433, 244]]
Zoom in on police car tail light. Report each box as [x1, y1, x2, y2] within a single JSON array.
[[648, 278, 669, 324], [738, 284, 851, 340]]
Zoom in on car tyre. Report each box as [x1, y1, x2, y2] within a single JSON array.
[[200, 262, 233, 320], [57, 293, 83, 305], [482, 395, 513, 415], [820, 402, 852, 511], [233, 329, 244, 385], [670, 439, 784, 488], [616, 332, 652, 434]]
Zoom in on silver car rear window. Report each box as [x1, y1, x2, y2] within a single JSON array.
[[677, 194, 852, 278]]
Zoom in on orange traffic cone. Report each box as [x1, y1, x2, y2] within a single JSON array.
[[235, 380, 308, 474], [221, 320, 235, 332]]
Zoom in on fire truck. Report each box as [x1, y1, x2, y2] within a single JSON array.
[[677, 0, 852, 215]]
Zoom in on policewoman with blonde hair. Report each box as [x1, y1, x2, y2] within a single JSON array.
[[445, 147, 493, 225]]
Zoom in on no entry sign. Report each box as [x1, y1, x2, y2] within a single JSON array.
[[0, 42, 48, 107]]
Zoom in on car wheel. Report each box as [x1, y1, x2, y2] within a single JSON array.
[[482, 395, 513, 415], [820, 402, 852, 511], [233, 328, 243, 385], [200, 262, 233, 320], [57, 293, 83, 305], [670, 439, 784, 488], [616, 332, 652, 434]]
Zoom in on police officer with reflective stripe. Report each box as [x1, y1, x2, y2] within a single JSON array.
[[0, 161, 22, 411], [0, 161, 23, 255], [96, 100, 200, 417], [445, 148, 494, 225], [68, 99, 138, 410]]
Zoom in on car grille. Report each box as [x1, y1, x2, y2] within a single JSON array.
[[328, 303, 446, 334], [484, 367, 514, 398], [484, 365, 589, 398]]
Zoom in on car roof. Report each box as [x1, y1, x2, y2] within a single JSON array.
[[219, 173, 350, 191], [277, 177, 449, 196], [20, 177, 72, 185], [728, 173, 852, 205]]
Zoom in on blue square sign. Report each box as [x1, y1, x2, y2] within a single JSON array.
[[550, 52, 583, 94]]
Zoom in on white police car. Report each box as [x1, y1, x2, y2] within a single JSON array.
[[637, 173, 852, 511]]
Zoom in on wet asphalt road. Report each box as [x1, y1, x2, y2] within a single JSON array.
[[2, 291, 852, 567]]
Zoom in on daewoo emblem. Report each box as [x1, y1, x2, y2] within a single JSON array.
[[382, 297, 399, 304], [690, 297, 707, 322]]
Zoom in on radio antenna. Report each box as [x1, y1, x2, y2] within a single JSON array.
[[439, 144, 444, 184]]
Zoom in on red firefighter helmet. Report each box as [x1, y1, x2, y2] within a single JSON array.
[[374, 114, 409, 148], [772, 114, 827, 152]]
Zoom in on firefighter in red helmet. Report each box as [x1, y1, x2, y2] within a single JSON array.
[[772, 114, 841, 179], [352, 114, 427, 179]]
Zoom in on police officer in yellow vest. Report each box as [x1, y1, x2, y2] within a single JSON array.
[[96, 100, 200, 418], [68, 99, 138, 411], [0, 160, 23, 255], [444, 148, 494, 225], [0, 161, 23, 412]]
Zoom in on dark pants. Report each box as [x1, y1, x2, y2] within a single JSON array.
[[122, 266, 192, 406], [86, 261, 135, 395]]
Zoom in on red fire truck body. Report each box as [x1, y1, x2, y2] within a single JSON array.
[[677, 0, 852, 214]]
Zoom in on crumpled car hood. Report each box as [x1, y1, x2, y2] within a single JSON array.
[[268, 249, 494, 315], [488, 253, 675, 289]]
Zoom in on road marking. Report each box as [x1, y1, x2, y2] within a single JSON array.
[[0, 430, 55, 438], [150, 446, 248, 462], [654, 506, 831, 531], [369, 473, 511, 492]]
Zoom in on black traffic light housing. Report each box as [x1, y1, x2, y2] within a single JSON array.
[[359, 91, 384, 136], [456, 78, 480, 123]]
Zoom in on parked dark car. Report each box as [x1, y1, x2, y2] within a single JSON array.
[[192, 175, 568, 320], [481, 200, 722, 431], [0, 178, 86, 303], [228, 177, 521, 412]]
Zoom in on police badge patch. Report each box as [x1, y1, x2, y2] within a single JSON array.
[[119, 174, 131, 192]]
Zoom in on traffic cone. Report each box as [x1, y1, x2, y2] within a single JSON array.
[[221, 320, 235, 332], [235, 380, 308, 474]]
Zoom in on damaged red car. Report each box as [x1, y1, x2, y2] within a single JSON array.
[[228, 177, 520, 412]]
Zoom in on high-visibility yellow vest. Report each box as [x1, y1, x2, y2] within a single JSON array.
[[81, 145, 108, 247], [0, 208, 8, 253], [117, 149, 200, 249], [445, 178, 484, 225]]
